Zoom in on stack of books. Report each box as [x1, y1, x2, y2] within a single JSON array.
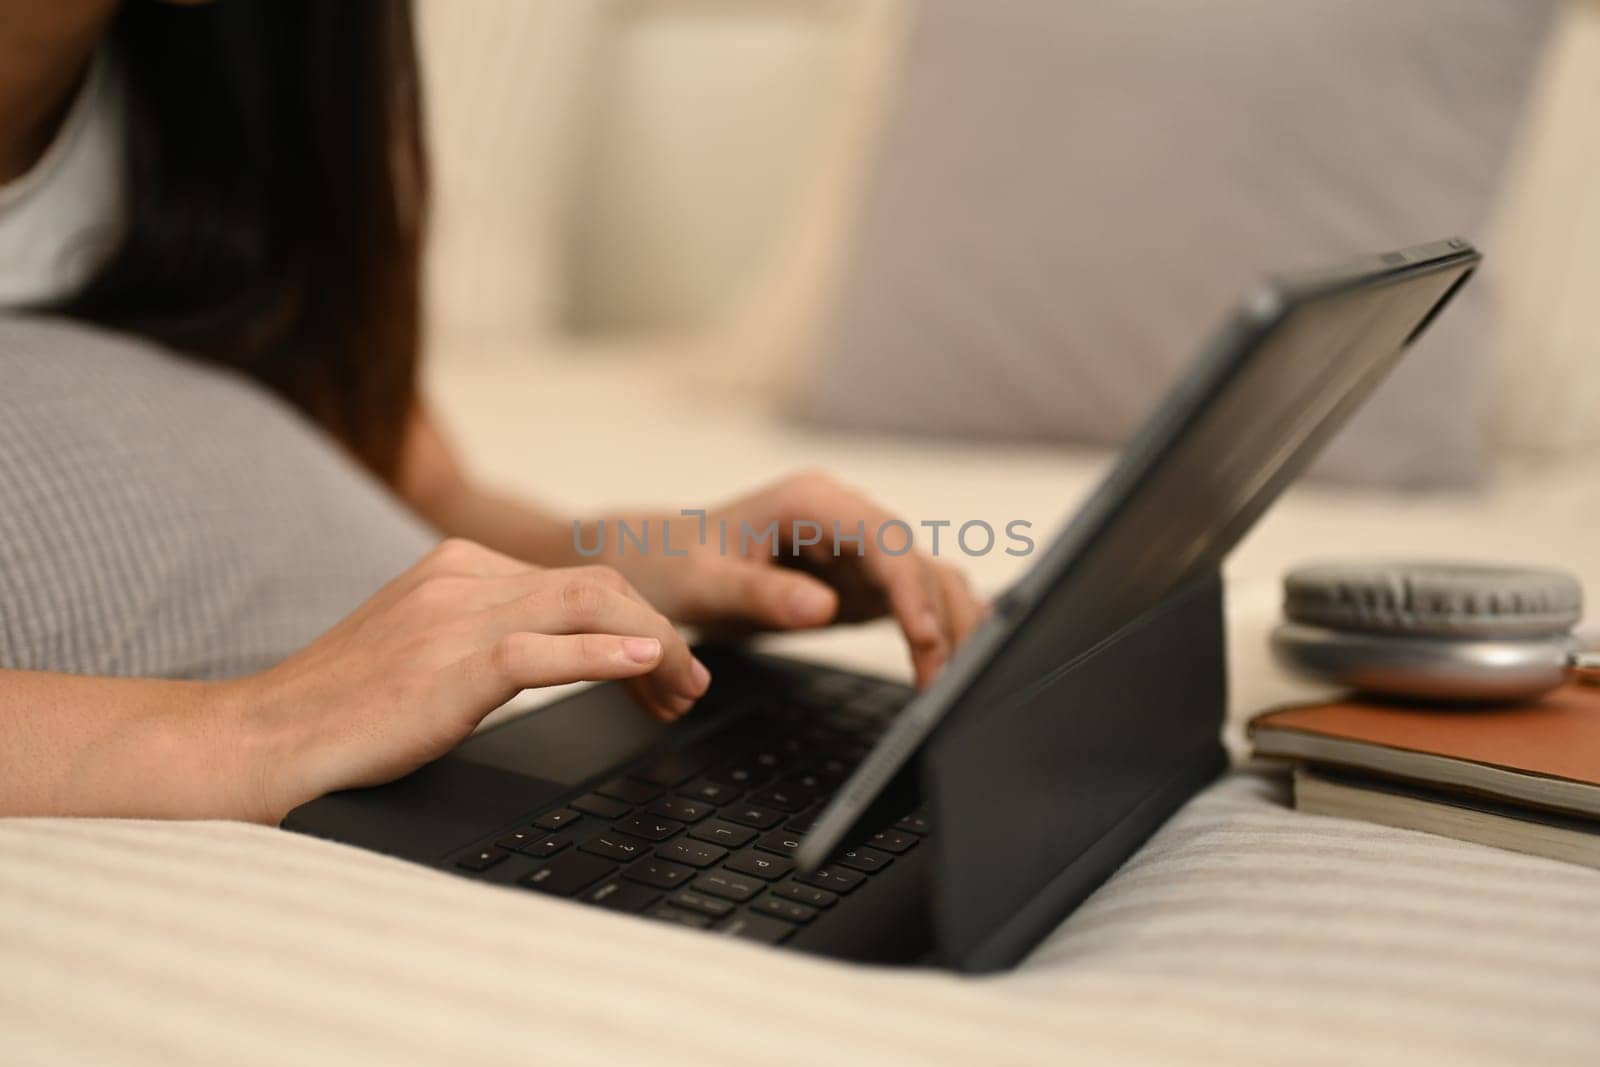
[[1249, 686, 1600, 868]]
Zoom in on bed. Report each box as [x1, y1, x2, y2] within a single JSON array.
[[5, 348, 1597, 1065]]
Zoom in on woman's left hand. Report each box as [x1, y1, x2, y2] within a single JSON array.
[[584, 471, 988, 686]]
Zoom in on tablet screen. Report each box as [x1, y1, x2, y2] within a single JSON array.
[[796, 240, 1479, 870]]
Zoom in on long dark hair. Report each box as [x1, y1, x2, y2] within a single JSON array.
[[64, 0, 426, 482]]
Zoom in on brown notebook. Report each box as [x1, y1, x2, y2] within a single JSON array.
[[1249, 685, 1600, 819]]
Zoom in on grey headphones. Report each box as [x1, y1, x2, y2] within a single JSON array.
[[1271, 561, 1600, 702]]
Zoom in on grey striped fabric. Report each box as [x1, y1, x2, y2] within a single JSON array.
[[2, 770, 1596, 1065], [0, 316, 436, 678]]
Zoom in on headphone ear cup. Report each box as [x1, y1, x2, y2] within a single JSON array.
[[1270, 621, 1573, 703], [1275, 562, 1584, 702], [1283, 561, 1582, 639]]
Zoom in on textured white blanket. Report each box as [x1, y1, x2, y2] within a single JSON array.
[[7, 333, 1600, 1064], [4, 771, 1597, 1065]]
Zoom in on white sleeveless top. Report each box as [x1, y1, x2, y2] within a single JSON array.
[[0, 49, 127, 308]]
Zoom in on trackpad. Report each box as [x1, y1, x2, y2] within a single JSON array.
[[284, 683, 672, 864], [455, 682, 671, 784]]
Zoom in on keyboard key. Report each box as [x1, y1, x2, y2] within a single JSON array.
[[655, 839, 728, 868], [688, 819, 757, 849], [755, 830, 803, 857], [520, 851, 615, 897], [455, 846, 508, 872], [524, 834, 571, 860], [613, 814, 683, 841], [634, 747, 717, 787], [833, 846, 892, 874], [805, 672, 866, 702], [571, 794, 632, 820], [708, 762, 767, 788], [648, 904, 712, 929], [783, 809, 823, 834], [866, 829, 918, 854], [820, 710, 872, 735], [678, 777, 739, 805], [722, 720, 781, 747], [751, 895, 818, 925], [724, 851, 794, 882], [692, 870, 762, 903], [779, 771, 835, 793], [773, 735, 809, 757], [721, 804, 783, 830], [774, 882, 837, 909], [754, 696, 803, 722], [580, 832, 650, 863], [745, 786, 812, 813], [796, 866, 865, 894], [647, 796, 712, 824], [625, 857, 696, 890], [808, 755, 852, 778], [494, 828, 544, 852], [798, 725, 849, 748], [893, 812, 931, 836], [846, 686, 906, 717], [596, 777, 663, 805], [533, 808, 581, 831], [719, 913, 795, 945], [746, 749, 791, 774], [667, 889, 735, 919], [584, 878, 660, 913]]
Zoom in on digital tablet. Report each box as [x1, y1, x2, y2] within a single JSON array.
[[796, 237, 1481, 870]]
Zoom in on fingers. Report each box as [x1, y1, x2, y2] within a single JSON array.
[[390, 545, 707, 722], [374, 538, 537, 612], [885, 559, 950, 687], [883, 560, 988, 685], [477, 573, 709, 721], [447, 631, 667, 715], [780, 472, 953, 682], [419, 563, 651, 618], [396, 559, 707, 721], [419, 537, 533, 579], [683, 562, 840, 631], [936, 562, 988, 648], [733, 470, 988, 686]]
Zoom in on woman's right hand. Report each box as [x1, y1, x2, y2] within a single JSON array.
[[223, 538, 710, 824]]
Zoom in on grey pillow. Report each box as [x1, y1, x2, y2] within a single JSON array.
[[792, 0, 1553, 487], [0, 316, 437, 679]]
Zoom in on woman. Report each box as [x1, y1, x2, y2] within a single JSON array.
[[0, 1, 983, 822]]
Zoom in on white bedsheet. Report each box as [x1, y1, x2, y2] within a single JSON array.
[[3, 351, 1597, 1064], [5, 771, 1596, 1065]]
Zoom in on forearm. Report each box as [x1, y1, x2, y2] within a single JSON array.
[[410, 481, 582, 568], [0, 669, 264, 821], [398, 401, 581, 566]]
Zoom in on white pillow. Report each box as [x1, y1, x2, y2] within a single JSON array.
[[792, 0, 1554, 487]]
